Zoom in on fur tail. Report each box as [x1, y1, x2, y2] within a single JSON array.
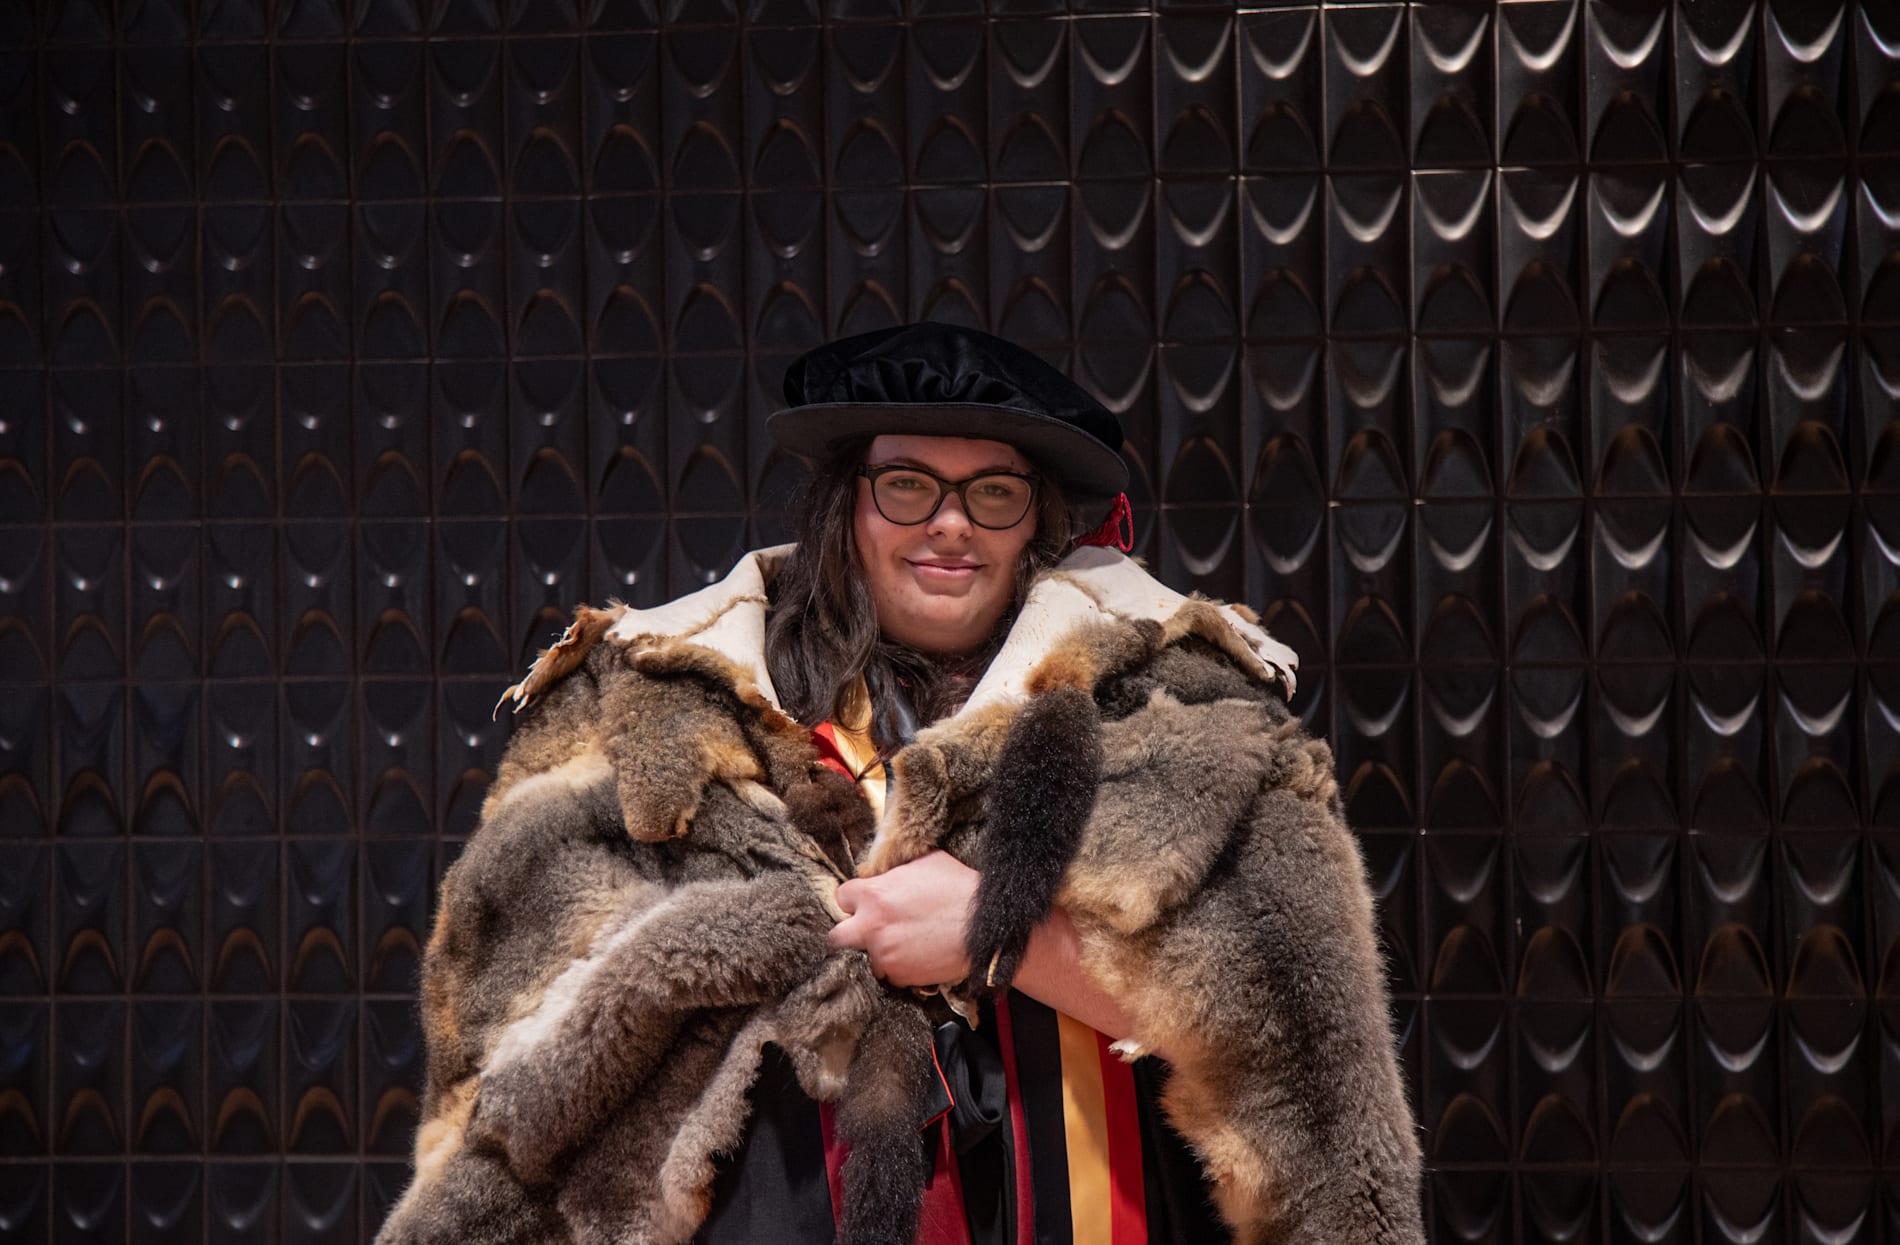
[[963, 685, 1102, 991], [835, 996, 935, 1245]]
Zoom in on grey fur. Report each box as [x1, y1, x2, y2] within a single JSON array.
[[377, 635, 924, 1245], [383, 599, 1422, 1245], [863, 615, 1425, 1244]]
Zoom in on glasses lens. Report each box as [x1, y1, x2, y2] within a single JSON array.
[[964, 474, 1033, 528], [872, 469, 943, 523]]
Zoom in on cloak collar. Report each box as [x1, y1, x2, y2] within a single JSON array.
[[599, 545, 1299, 715]]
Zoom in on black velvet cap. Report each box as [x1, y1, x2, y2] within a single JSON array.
[[767, 323, 1129, 505]]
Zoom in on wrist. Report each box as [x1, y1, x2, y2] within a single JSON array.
[[1011, 907, 1136, 1041]]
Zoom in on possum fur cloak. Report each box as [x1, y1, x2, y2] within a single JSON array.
[[374, 544, 1425, 1245]]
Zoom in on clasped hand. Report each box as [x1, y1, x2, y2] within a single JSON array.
[[828, 850, 1137, 1040], [827, 850, 978, 988]]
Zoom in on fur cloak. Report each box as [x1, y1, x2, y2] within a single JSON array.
[[375, 545, 1423, 1245]]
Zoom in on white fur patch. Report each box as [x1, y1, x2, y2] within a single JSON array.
[[962, 547, 1299, 715], [487, 748, 614, 814], [580, 545, 1301, 722], [604, 545, 792, 708], [485, 897, 671, 1072]]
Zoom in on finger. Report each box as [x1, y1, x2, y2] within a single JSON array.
[[834, 878, 862, 915], [828, 915, 865, 952]]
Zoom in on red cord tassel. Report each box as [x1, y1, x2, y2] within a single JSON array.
[[1073, 492, 1134, 552]]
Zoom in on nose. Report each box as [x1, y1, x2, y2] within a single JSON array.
[[925, 488, 974, 537]]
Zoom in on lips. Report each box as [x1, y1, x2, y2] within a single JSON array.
[[907, 558, 981, 579]]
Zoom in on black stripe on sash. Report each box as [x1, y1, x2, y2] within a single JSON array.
[[1133, 1057, 1233, 1245], [1004, 994, 1074, 1245]]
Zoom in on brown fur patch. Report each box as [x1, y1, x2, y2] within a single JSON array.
[[629, 638, 754, 690], [599, 648, 775, 842], [478, 742, 612, 823], [419, 922, 469, 1088], [859, 747, 948, 876], [411, 1076, 478, 1194], [563, 885, 651, 964], [624, 734, 759, 842], [1270, 720, 1340, 804], [493, 604, 625, 718], [699, 733, 767, 786], [625, 637, 816, 790], [1159, 599, 1266, 676], [1022, 643, 1101, 695], [485, 730, 592, 814], [861, 701, 1016, 876], [1023, 618, 1163, 697], [1060, 867, 1165, 935], [1199, 1124, 1270, 1203]]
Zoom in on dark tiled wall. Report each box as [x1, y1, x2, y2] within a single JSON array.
[[1, 0, 1898, 1240]]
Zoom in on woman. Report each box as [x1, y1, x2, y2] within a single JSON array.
[[377, 324, 1421, 1245]]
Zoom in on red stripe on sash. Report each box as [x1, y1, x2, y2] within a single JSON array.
[[820, 1101, 846, 1226], [811, 722, 857, 780], [820, 1093, 972, 1245], [919, 1120, 975, 1245], [994, 996, 1037, 1245], [1095, 1031, 1148, 1245]]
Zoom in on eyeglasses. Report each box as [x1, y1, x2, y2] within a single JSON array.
[[857, 464, 1040, 530]]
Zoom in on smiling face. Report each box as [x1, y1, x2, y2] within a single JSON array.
[[853, 434, 1040, 656]]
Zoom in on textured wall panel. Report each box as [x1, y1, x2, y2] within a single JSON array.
[[1, 1, 1898, 1241]]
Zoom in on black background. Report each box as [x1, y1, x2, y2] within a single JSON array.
[[2, 0, 1899, 1240]]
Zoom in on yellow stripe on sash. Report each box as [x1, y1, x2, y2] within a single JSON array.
[[1057, 1011, 1112, 1244]]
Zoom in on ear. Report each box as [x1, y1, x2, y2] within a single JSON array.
[[612, 717, 767, 842]]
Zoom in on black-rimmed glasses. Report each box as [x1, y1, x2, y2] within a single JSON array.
[[857, 464, 1040, 530]]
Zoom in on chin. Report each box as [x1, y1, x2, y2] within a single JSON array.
[[890, 603, 999, 654]]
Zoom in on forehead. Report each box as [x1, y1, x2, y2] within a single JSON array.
[[864, 434, 1033, 475]]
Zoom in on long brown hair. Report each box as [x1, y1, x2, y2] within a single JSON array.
[[764, 437, 1073, 741]]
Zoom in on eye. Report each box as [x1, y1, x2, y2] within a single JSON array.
[[973, 478, 1022, 499], [883, 472, 931, 492]]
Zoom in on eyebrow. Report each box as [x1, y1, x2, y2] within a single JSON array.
[[879, 457, 1028, 475]]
